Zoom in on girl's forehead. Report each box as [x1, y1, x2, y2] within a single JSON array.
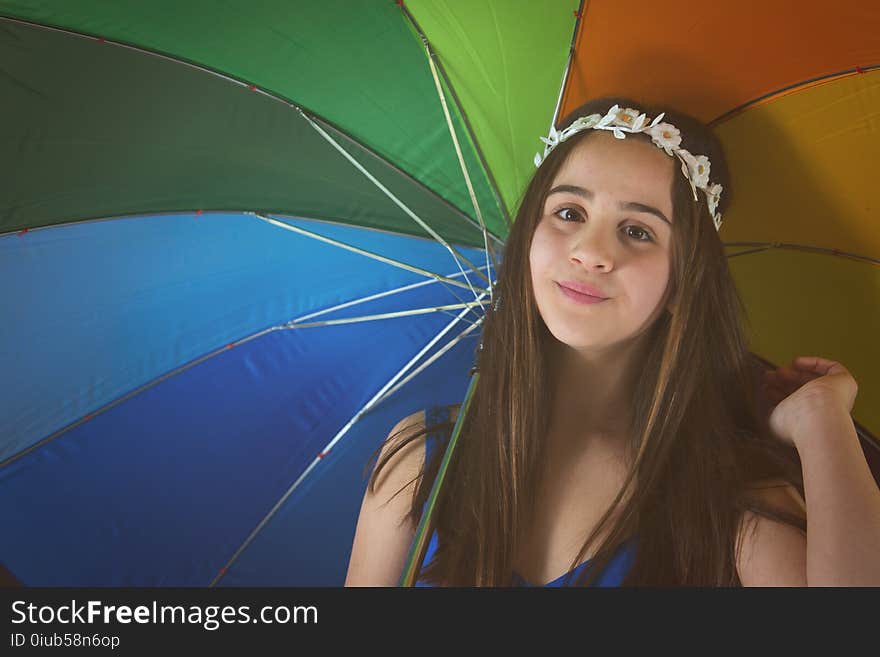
[[560, 132, 673, 176], [549, 133, 675, 208]]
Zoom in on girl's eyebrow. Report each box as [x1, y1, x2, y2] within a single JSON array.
[[547, 184, 671, 226]]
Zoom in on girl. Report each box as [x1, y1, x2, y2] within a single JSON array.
[[344, 97, 880, 586]]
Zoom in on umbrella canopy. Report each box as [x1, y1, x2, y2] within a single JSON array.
[[1, 0, 877, 586]]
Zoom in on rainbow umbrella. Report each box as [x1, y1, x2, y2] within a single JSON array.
[[1, 1, 878, 587]]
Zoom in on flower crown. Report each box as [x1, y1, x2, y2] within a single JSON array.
[[534, 105, 724, 231]]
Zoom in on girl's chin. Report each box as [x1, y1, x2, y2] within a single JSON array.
[[546, 326, 608, 350]]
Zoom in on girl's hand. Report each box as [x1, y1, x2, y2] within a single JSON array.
[[760, 356, 858, 448]]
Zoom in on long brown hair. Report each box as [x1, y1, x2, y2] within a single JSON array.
[[367, 96, 806, 586]]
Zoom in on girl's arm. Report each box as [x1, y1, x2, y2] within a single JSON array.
[[344, 412, 426, 586], [738, 356, 880, 586], [736, 479, 807, 586], [793, 408, 880, 586]]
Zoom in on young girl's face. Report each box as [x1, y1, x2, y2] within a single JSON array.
[[529, 131, 676, 354]]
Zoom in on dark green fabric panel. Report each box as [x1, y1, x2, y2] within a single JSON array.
[[0, 1, 506, 237], [0, 20, 487, 248]]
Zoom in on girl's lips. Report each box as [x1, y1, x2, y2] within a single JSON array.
[[556, 282, 608, 305]]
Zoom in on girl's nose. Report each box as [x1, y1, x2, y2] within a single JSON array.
[[568, 224, 615, 271]]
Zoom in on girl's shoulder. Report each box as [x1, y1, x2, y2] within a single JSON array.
[[736, 477, 808, 585], [743, 477, 806, 517]]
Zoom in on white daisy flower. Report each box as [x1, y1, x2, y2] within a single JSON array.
[[613, 107, 641, 129], [681, 150, 711, 189], [648, 122, 682, 155], [693, 156, 711, 188]]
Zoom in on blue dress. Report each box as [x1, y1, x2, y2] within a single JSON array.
[[413, 405, 637, 587]]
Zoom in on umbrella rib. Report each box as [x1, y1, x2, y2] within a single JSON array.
[[549, 0, 586, 133], [257, 213, 487, 324], [709, 64, 880, 127], [269, 211, 498, 247], [398, 5, 511, 228], [372, 317, 484, 409], [291, 265, 492, 324], [421, 36, 497, 307], [283, 302, 485, 329], [209, 291, 490, 586], [297, 108, 489, 306], [256, 212, 473, 289], [434, 308, 482, 330], [0, 266, 486, 471], [724, 241, 880, 266], [308, 116, 505, 250]]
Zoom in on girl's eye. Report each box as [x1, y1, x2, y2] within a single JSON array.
[[623, 225, 654, 243], [554, 207, 655, 243], [555, 207, 581, 222]]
